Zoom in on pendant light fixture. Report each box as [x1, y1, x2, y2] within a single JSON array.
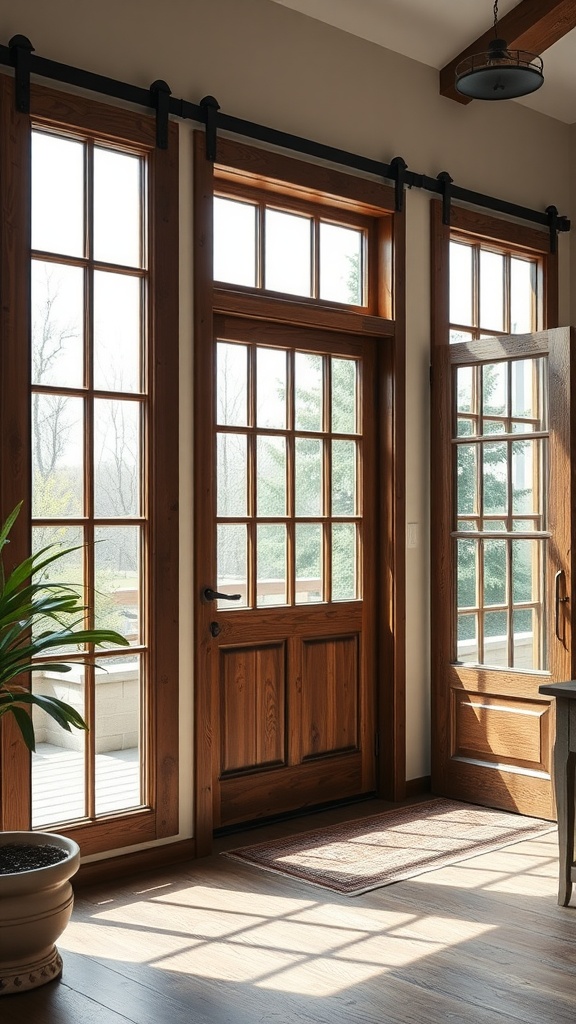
[[455, 0, 544, 100]]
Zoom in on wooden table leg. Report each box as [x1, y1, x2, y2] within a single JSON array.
[[553, 698, 574, 906]]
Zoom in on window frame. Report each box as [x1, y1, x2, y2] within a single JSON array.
[[0, 76, 179, 856]]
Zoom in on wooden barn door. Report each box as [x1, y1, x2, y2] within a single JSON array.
[[432, 328, 576, 819], [204, 315, 378, 828]]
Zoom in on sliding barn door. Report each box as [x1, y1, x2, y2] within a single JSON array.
[[432, 329, 576, 819]]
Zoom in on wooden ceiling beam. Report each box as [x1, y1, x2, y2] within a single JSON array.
[[440, 0, 576, 104]]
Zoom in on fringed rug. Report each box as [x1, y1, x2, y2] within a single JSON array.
[[224, 798, 556, 896]]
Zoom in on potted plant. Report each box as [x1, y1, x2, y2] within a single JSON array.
[[0, 503, 128, 995]]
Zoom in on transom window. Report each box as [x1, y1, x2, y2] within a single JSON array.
[[214, 193, 366, 306], [449, 239, 540, 343]]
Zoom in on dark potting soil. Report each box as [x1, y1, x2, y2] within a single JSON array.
[[0, 843, 68, 874]]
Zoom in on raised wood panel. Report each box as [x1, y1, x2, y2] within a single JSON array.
[[219, 753, 363, 826], [439, 758, 554, 819], [452, 690, 550, 771], [220, 643, 285, 774], [301, 635, 359, 759]]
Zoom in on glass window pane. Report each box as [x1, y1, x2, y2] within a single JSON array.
[[450, 329, 474, 345], [257, 348, 286, 428], [457, 419, 474, 437], [94, 148, 142, 268], [257, 436, 286, 516], [458, 615, 478, 663], [512, 539, 543, 605], [94, 272, 142, 392], [95, 654, 141, 815], [265, 209, 312, 297], [319, 223, 363, 305], [32, 132, 84, 258], [483, 610, 508, 668], [511, 358, 542, 424], [513, 518, 539, 532], [94, 526, 141, 645], [295, 438, 323, 516], [457, 539, 477, 609], [32, 261, 84, 387], [31, 666, 86, 827], [480, 250, 504, 332], [32, 394, 84, 517], [295, 353, 323, 431], [332, 358, 357, 434], [513, 609, 543, 671], [332, 523, 357, 601], [482, 442, 508, 516], [217, 342, 248, 426], [94, 399, 141, 517], [484, 420, 505, 435], [511, 258, 536, 334], [457, 366, 474, 414], [484, 539, 507, 606], [483, 363, 507, 417], [257, 524, 286, 606], [457, 444, 478, 516], [332, 440, 356, 515], [217, 433, 248, 517], [449, 242, 473, 327], [31, 526, 85, 650], [512, 439, 542, 516], [214, 197, 257, 287], [295, 523, 323, 604], [217, 524, 247, 608]]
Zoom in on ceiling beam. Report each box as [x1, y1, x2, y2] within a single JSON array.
[[440, 0, 576, 104]]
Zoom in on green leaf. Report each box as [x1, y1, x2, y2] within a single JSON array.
[[9, 705, 36, 751]]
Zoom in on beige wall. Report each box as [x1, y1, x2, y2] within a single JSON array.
[[2, 0, 572, 853]]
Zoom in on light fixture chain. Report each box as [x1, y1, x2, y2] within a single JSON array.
[[493, 0, 499, 36]]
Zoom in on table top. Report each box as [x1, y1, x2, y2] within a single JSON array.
[[539, 681, 576, 698]]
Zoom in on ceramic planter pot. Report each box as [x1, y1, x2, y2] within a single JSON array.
[[0, 831, 80, 995]]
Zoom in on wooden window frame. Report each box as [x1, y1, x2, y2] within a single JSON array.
[[0, 76, 180, 856], [430, 198, 558, 786], [193, 134, 407, 852]]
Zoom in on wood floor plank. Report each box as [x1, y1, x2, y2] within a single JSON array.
[[2, 801, 575, 1024]]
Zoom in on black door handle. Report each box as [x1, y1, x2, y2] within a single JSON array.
[[203, 587, 241, 602], [555, 569, 569, 642]]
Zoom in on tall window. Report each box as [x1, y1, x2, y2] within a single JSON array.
[[0, 81, 179, 855], [449, 232, 545, 671]]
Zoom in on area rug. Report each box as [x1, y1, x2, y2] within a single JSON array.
[[224, 798, 556, 896]]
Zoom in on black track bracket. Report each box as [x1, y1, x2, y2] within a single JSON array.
[[200, 95, 220, 162], [389, 157, 408, 214], [9, 34, 34, 113], [437, 171, 453, 226], [150, 80, 171, 150]]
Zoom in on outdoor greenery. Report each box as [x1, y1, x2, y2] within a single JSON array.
[[0, 503, 128, 751]]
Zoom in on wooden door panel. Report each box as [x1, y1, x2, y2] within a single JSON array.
[[220, 643, 286, 774], [452, 689, 551, 770], [301, 635, 359, 758], [220, 755, 364, 826]]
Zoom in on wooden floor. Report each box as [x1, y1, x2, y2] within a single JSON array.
[[3, 799, 576, 1024]]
